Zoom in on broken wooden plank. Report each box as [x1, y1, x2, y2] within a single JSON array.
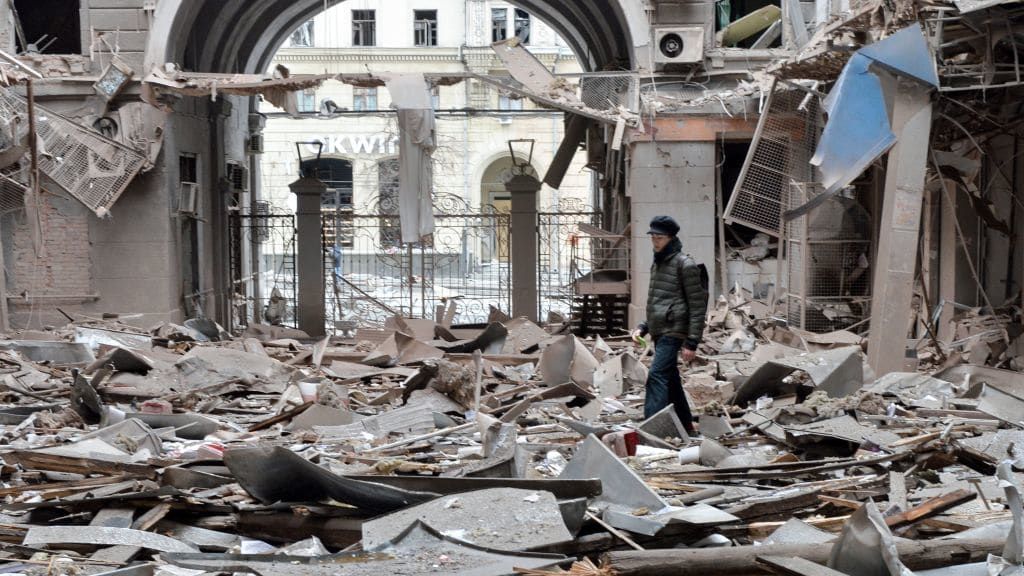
[[2, 452, 157, 479], [24, 526, 197, 553], [884, 489, 975, 529]]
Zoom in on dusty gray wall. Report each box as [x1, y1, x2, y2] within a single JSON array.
[[626, 141, 717, 327], [81, 0, 150, 73]]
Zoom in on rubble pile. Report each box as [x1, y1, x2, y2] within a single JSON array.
[[0, 304, 1019, 576]]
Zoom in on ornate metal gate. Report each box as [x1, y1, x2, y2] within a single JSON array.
[[538, 199, 602, 322], [228, 209, 297, 330], [324, 193, 511, 330]]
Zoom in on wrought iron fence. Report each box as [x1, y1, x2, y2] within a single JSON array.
[[324, 193, 511, 330], [228, 211, 297, 330], [538, 200, 602, 322]]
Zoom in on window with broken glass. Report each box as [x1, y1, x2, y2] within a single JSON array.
[[289, 20, 315, 47], [352, 10, 376, 46], [514, 10, 531, 44], [715, 0, 784, 48], [14, 0, 81, 54], [413, 10, 438, 47], [492, 8, 508, 42], [431, 86, 441, 110], [353, 87, 378, 111]]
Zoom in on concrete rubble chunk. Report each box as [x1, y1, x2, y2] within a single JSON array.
[[538, 334, 598, 388], [164, 521, 564, 576], [362, 488, 573, 551], [175, 346, 296, 392], [560, 434, 666, 511]]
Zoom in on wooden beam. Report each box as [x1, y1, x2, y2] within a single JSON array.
[[605, 534, 1005, 576]]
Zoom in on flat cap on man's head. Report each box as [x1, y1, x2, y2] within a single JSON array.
[[647, 215, 680, 236]]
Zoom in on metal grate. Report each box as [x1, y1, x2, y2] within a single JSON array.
[[576, 73, 640, 113], [0, 86, 148, 216], [724, 79, 825, 236], [0, 165, 26, 214], [784, 183, 872, 333]]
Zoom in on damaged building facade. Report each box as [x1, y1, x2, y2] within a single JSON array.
[[0, 0, 1018, 376]]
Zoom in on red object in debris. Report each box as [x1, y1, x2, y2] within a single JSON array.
[[197, 442, 225, 460], [623, 429, 638, 456], [140, 399, 173, 414]]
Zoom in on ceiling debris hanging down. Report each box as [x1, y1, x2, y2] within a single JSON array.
[[143, 54, 639, 128], [0, 85, 149, 217], [787, 23, 939, 220], [485, 37, 640, 127], [143, 65, 335, 116]]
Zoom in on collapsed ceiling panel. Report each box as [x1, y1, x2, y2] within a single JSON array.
[[723, 79, 824, 237], [0, 86, 148, 216]]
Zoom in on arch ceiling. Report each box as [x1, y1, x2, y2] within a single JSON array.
[[150, 0, 640, 75]]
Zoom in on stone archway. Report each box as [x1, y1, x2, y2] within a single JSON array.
[[147, 0, 645, 75], [144, 0, 642, 327]]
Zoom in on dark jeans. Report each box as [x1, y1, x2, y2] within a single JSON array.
[[643, 335, 695, 433]]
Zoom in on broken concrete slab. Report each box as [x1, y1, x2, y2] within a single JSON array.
[[560, 434, 666, 511], [362, 488, 573, 551], [286, 404, 356, 431], [433, 322, 508, 354], [24, 525, 198, 553], [501, 318, 549, 354], [165, 521, 564, 576], [735, 346, 866, 407], [0, 340, 94, 365], [764, 518, 838, 545], [639, 405, 690, 443], [594, 354, 624, 398], [175, 346, 296, 392], [362, 331, 445, 367], [604, 503, 740, 537], [538, 334, 598, 388]]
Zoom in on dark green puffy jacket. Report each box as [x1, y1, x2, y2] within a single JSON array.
[[644, 238, 708, 346]]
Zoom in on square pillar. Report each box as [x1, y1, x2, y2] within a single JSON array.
[[290, 177, 327, 337], [867, 79, 933, 376], [506, 173, 540, 321]]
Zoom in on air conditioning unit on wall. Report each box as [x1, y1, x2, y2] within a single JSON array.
[[248, 133, 264, 154], [226, 162, 249, 192], [178, 182, 199, 215], [652, 27, 705, 67]]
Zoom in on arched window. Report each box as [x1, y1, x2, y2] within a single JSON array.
[[302, 157, 353, 246]]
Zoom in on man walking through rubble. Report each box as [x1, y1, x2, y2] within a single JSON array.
[[632, 215, 708, 435]]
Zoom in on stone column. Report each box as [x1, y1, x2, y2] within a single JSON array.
[[506, 173, 540, 321], [290, 177, 327, 337], [867, 78, 934, 376]]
